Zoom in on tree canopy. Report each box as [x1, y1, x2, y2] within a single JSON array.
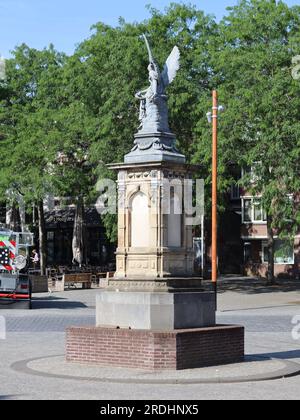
[[204, 0, 300, 238], [0, 1, 299, 273]]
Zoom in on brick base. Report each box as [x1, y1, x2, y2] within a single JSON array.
[[66, 325, 244, 371]]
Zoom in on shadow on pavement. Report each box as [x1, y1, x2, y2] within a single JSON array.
[[31, 297, 88, 310], [0, 395, 23, 400], [203, 277, 300, 295], [254, 350, 300, 361]]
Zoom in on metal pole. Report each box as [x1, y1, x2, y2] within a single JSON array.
[[201, 215, 204, 278], [212, 90, 218, 310]]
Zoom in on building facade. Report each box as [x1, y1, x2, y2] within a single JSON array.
[[220, 168, 300, 279], [240, 195, 300, 279], [0, 199, 115, 269], [44, 206, 115, 267]]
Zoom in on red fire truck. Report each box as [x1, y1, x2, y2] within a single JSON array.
[[0, 229, 34, 309]]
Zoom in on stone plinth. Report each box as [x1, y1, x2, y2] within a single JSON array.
[[107, 277, 203, 292], [96, 291, 215, 330], [124, 132, 186, 164], [66, 325, 245, 371]]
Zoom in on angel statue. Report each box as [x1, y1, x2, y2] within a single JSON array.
[[135, 34, 180, 134]]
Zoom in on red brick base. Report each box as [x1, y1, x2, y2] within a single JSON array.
[[66, 325, 244, 371]]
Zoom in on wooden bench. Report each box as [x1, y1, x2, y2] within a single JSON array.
[[63, 273, 92, 290]]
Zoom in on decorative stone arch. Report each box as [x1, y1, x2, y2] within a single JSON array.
[[128, 190, 151, 248], [125, 185, 151, 209]]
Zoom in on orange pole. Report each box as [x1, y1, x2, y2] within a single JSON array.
[[212, 90, 218, 307]]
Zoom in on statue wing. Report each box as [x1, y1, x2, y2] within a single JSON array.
[[161, 46, 180, 87]]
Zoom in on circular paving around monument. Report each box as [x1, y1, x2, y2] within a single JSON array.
[[11, 354, 300, 384]]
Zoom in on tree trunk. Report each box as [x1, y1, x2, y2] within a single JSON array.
[[37, 200, 47, 275], [6, 202, 21, 231], [18, 195, 27, 233], [72, 197, 84, 267], [266, 214, 275, 285]]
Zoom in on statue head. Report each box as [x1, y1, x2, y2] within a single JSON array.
[[148, 61, 160, 77]]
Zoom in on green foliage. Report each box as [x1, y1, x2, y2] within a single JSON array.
[[0, 45, 67, 203], [0, 1, 300, 244], [194, 0, 300, 236]]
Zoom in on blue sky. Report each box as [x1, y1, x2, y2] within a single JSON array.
[[0, 0, 299, 57]]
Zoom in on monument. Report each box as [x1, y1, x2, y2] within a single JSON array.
[[66, 36, 244, 370]]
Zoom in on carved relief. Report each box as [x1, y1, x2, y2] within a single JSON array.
[[128, 172, 151, 180], [109, 280, 169, 290], [128, 261, 150, 270], [163, 170, 186, 179]]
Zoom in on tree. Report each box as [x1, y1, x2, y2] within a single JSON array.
[[199, 0, 300, 283], [0, 44, 67, 274]]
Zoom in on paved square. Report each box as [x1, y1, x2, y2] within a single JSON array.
[[0, 279, 299, 400]]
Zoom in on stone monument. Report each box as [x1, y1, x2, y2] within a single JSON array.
[[66, 36, 244, 370]]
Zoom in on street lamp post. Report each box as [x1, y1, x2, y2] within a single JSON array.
[[207, 91, 224, 310], [212, 91, 218, 309]]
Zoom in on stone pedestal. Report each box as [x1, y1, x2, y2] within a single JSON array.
[[96, 291, 216, 330]]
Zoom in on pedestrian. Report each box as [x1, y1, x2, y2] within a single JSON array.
[[31, 249, 39, 270]]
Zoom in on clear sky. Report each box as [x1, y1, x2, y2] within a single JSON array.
[[0, 0, 299, 58]]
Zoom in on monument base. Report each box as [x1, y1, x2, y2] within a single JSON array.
[[96, 290, 215, 330], [66, 325, 245, 370], [124, 132, 186, 164]]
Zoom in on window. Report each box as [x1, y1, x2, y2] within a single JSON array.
[[244, 242, 251, 263], [47, 231, 55, 241], [243, 199, 252, 222], [262, 240, 294, 265], [230, 184, 240, 200], [242, 198, 267, 223], [253, 200, 262, 221]]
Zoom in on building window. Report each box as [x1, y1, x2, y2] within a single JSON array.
[[243, 199, 252, 222], [47, 231, 55, 241], [230, 184, 240, 200], [262, 240, 294, 265], [242, 198, 267, 223], [244, 242, 251, 263]]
